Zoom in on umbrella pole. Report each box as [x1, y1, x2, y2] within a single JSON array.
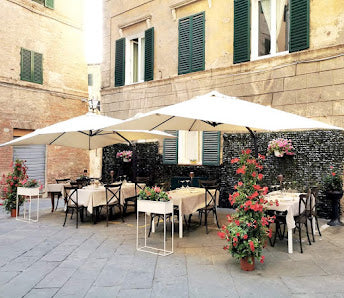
[[246, 127, 258, 158]]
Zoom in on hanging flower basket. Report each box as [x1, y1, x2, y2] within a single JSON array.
[[267, 138, 295, 157]]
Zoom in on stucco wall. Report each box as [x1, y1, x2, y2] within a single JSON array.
[[102, 0, 344, 88]]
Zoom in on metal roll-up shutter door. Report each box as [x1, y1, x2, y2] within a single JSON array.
[[13, 145, 46, 185]]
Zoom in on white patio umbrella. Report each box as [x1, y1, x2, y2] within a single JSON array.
[[103, 91, 342, 156], [0, 112, 175, 150], [105, 91, 342, 133]]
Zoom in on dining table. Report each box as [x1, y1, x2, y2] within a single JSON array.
[[75, 182, 145, 214], [166, 187, 218, 238], [266, 191, 314, 254], [46, 183, 70, 212]]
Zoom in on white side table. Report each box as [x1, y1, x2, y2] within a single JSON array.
[[136, 200, 173, 256], [16, 187, 40, 223]]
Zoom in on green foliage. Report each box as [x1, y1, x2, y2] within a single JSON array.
[[138, 186, 170, 202], [0, 159, 28, 212], [219, 150, 275, 264], [323, 167, 343, 192]]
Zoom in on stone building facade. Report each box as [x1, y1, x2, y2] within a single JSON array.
[[101, 0, 344, 128], [0, 0, 88, 183]]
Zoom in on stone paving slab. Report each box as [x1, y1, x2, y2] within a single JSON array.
[[0, 200, 344, 297]]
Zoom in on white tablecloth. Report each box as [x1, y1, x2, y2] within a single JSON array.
[[266, 192, 305, 229], [74, 182, 145, 214], [46, 183, 69, 198]]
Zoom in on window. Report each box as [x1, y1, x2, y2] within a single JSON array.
[[233, 0, 309, 64], [178, 12, 205, 75], [114, 28, 154, 87], [32, 0, 54, 9], [163, 131, 220, 166], [20, 48, 43, 84], [251, 0, 289, 59], [127, 35, 145, 84], [88, 74, 93, 86]]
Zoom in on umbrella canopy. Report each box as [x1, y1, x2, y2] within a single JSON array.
[[104, 91, 342, 132], [0, 113, 175, 150]]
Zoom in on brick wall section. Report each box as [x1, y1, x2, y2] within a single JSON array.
[[102, 45, 344, 129]]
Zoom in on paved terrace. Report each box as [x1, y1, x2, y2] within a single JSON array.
[[0, 199, 344, 298]]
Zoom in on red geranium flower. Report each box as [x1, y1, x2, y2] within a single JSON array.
[[260, 256, 265, 264], [243, 234, 248, 240], [217, 231, 226, 239], [258, 173, 263, 180], [249, 241, 255, 252], [231, 158, 239, 164]]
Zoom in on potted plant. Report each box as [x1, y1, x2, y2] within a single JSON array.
[[267, 138, 295, 157], [323, 166, 343, 226], [0, 159, 28, 217], [218, 149, 275, 271], [137, 186, 172, 214], [116, 150, 132, 162]]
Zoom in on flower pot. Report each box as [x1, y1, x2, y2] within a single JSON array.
[[274, 150, 284, 157], [240, 257, 255, 271], [326, 190, 344, 226], [11, 208, 17, 217], [123, 158, 130, 163]]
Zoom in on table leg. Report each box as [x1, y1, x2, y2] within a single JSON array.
[[288, 228, 293, 254], [179, 207, 183, 238], [50, 193, 55, 212]]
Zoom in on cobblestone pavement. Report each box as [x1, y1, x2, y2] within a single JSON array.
[[0, 199, 344, 297]]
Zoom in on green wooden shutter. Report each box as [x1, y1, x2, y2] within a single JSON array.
[[20, 48, 32, 82], [289, 0, 309, 53], [33, 52, 43, 84], [88, 74, 93, 86], [178, 17, 191, 74], [191, 12, 205, 72], [233, 0, 250, 64], [163, 130, 178, 164], [144, 27, 154, 81], [115, 38, 125, 87], [44, 0, 54, 9], [202, 131, 220, 166]]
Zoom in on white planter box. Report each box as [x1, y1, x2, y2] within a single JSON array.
[[136, 200, 174, 256], [17, 187, 40, 196], [137, 200, 173, 215]]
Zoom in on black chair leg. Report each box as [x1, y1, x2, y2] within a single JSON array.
[[315, 216, 322, 236], [305, 221, 312, 245], [106, 204, 109, 227], [214, 208, 220, 228], [148, 215, 154, 237], [63, 207, 68, 226], [310, 218, 315, 242], [76, 207, 78, 229], [298, 226, 303, 253], [55, 196, 60, 211], [119, 205, 124, 222], [205, 210, 208, 234]]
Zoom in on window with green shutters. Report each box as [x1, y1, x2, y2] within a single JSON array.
[[144, 27, 154, 81], [233, 0, 250, 64], [163, 131, 178, 164], [20, 48, 43, 84], [234, 0, 309, 63], [114, 38, 125, 87], [202, 131, 220, 166], [289, 0, 309, 52], [178, 12, 205, 75]]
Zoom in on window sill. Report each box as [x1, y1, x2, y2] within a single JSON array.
[[251, 51, 289, 61]]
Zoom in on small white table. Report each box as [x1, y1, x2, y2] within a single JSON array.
[[16, 187, 40, 223]]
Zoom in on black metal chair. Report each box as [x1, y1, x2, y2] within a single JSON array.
[[63, 185, 84, 228], [267, 209, 287, 247], [294, 193, 312, 253], [123, 176, 150, 218], [54, 178, 70, 211], [104, 182, 123, 226], [198, 180, 220, 234], [306, 187, 322, 242]]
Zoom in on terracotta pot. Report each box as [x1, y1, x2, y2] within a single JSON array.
[[240, 257, 255, 271], [10, 208, 17, 217]]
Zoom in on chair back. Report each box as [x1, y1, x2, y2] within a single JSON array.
[[199, 179, 220, 207], [104, 182, 122, 205], [64, 186, 79, 207], [56, 178, 70, 184], [298, 193, 310, 217], [134, 176, 150, 194]]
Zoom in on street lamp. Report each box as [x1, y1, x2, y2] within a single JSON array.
[[88, 97, 100, 112]]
